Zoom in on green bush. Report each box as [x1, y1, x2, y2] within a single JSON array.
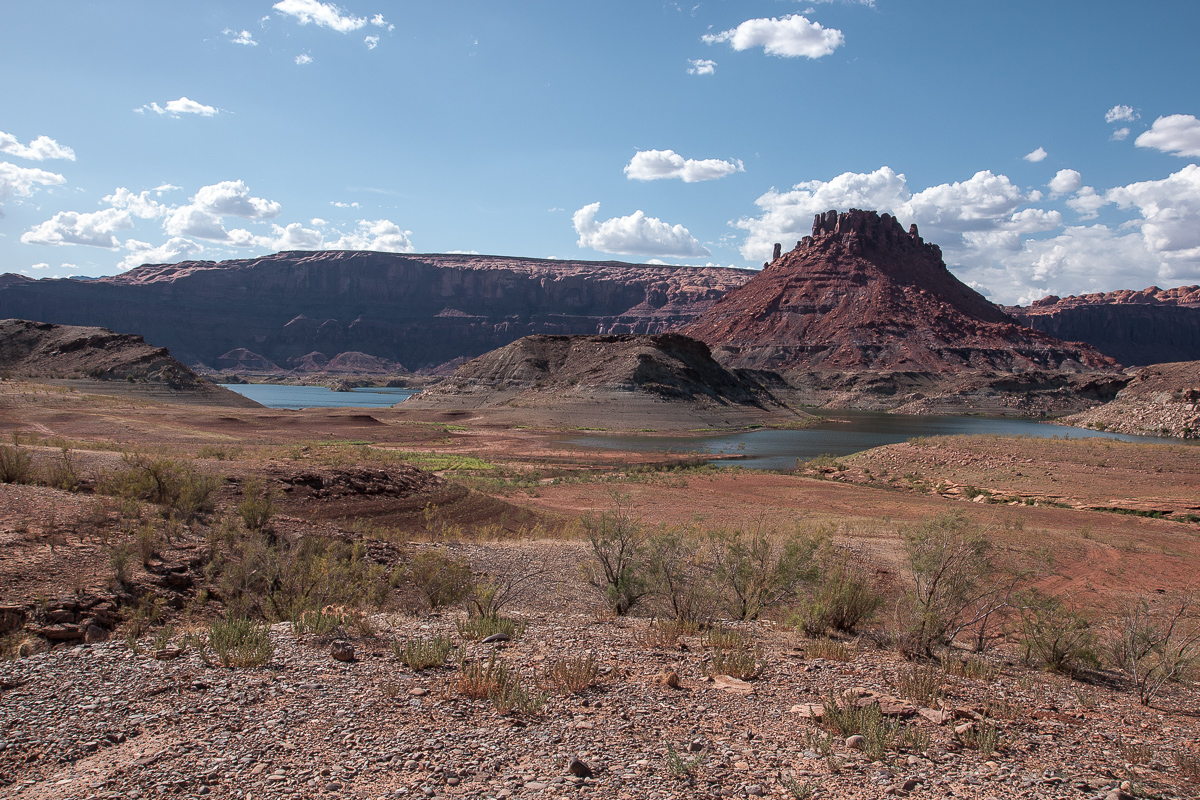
[[99, 453, 220, 518], [645, 528, 719, 623], [795, 550, 882, 635], [456, 614, 525, 642], [209, 616, 274, 668], [237, 477, 277, 531], [408, 549, 473, 611], [711, 526, 821, 621], [0, 445, 35, 484], [1019, 592, 1098, 675], [580, 495, 650, 616]]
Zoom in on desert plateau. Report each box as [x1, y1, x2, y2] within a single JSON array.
[[5, 4, 1200, 800]]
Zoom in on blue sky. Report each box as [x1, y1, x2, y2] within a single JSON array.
[[2, 0, 1199, 304]]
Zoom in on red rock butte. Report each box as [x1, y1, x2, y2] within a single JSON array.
[[683, 209, 1117, 373]]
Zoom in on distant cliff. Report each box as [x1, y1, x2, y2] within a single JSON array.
[[1005, 287, 1200, 367], [0, 252, 753, 372]]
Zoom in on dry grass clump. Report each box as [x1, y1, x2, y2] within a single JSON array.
[[804, 637, 855, 662], [0, 445, 36, 484], [543, 653, 600, 694], [894, 663, 945, 706], [394, 634, 453, 671], [456, 614, 525, 642], [705, 643, 765, 680], [209, 616, 274, 668], [638, 618, 698, 649], [458, 651, 545, 715]]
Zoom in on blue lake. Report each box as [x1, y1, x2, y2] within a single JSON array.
[[219, 383, 417, 410], [565, 409, 1177, 470]]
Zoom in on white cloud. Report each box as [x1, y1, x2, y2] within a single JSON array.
[[1106, 163, 1200, 264], [328, 219, 415, 252], [120, 237, 203, 271], [103, 187, 170, 219], [1111, 127, 1130, 141], [310, 217, 327, 226], [295, 54, 314, 65], [369, 13, 393, 30], [624, 149, 742, 183], [1135, 115, 1200, 158], [1023, 147, 1047, 163], [0, 131, 75, 161], [1065, 186, 1106, 219], [192, 180, 282, 219], [224, 28, 258, 46], [1105, 105, 1138, 124], [30, 263, 49, 270], [702, 14, 844, 59], [364, 35, 379, 49], [906, 171, 1026, 230], [159, 181, 281, 243], [573, 202, 710, 257], [273, 0, 366, 32], [0, 162, 66, 206], [21, 208, 132, 248], [1048, 168, 1083, 196], [331, 200, 360, 208], [138, 97, 219, 117], [271, 222, 325, 250], [687, 58, 716, 76], [445, 249, 480, 255]]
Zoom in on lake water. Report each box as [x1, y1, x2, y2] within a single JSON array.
[[565, 409, 1177, 470], [219, 383, 417, 410]]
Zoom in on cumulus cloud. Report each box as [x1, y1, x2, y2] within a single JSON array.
[[0, 131, 75, 161], [273, 0, 366, 32], [138, 97, 219, 117], [0, 162, 66, 207], [1107, 163, 1200, 264], [624, 149, 743, 183], [573, 202, 710, 257], [328, 219, 415, 252], [224, 28, 258, 45], [331, 200, 360, 208], [21, 208, 132, 248], [120, 237, 203, 271], [1111, 127, 1131, 142], [1135, 115, 1200, 158], [191, 180, 281, 219], [364, 35, 379, 49], [1066, 186, 1106, 219], [1048, 169, 1083, 196], [1105, 105, 1138, 124], [295, 53, 314, 65], [702, 14, 844, 59], [1023, 147, 1048, 163], [160, 181, 281, 243], [103, 187, 170, 219], [369, 13, 393, 30], [687, 58, 716, 75]]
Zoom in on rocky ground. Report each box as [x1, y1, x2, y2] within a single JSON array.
[[1062, 362, 1200, 440], [5, 608, 1199, 800]]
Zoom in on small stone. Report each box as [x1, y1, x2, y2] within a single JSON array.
[[329, 641, 355, 662], [408, 687, 428, 697], [902, 778, 920, 791], [746, 785, 764, 796], [567, 757, 592, 778], [325, 781, 343, 791], [954, 721, 976, 737], [846, 735, 865, 750], [653, 669, 680, 689], [481, 633, 510, 644], [84, 625, 109, 644]]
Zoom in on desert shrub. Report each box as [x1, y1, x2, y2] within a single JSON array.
[[710, 526, 821, 621], [543, 653, 600, 693], [108, 542, 134, 586], [1019, 592, 1098, 674], [135, 521, 159, 566], [237, 477, 277, 531], [1110, 593, 1200, 705], [895, 511, 1022, 658], [638, 617, 698, 649], [407, 549, 473, 611], [957, 721, 1000, 757], [99, 453, 219, 518], [43, 447, 80, 491], [465, 550, 549, 618], [820, 692, 900, 760], [456, 614, 525, 642], [703, 626, 747, 650], [207, 530, 389, 621], [796, 549, 882, 635], [705, 644, 764, 680], [394, 634, 453, 670], [645, 528, 719, 623], [209, 615, 274, 668], [0, 445, 35, 484], [580, 495, 650, 615], [894, 663, 945, 705], [293, 607, 345, 636]]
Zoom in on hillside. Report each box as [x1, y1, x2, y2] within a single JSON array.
[[1006, 287, 1200, 367], [684, 210, 1114, 374], [1063, 360, 1200, 438], [0, 252, 752, 372], [0, 319, 258, 407]]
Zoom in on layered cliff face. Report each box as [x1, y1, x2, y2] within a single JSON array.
[[1006, 287, 1200, 367], [683, 209, 1116, 373], [0, 252, 753, 372]]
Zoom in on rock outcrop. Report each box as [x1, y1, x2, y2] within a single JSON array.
[[683, 209, 1117, 374], [0, 252, 752, 372], [1006, 287, 1200, 367], [0, 318, 258, 406], [1063, 360, 1200, 438]]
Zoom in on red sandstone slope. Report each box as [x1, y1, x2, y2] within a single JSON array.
[[683, 210, 1116, 373]]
